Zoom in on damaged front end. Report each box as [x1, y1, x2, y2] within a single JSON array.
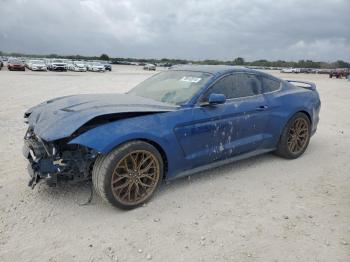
[[22, 92, 177, 188], [23, 128, 98, 188]]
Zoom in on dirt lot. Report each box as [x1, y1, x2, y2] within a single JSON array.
[[0, 65, 349, 262]]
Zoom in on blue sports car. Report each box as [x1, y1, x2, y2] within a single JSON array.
[[23, 65, 321, 209]]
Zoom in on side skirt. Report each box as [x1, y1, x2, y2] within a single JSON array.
[[167, 148, 275, 181]]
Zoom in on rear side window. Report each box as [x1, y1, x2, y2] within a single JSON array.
[[206, 73, 261, 100], [262, 77, 281, 93], [231, 73, 261, 98]]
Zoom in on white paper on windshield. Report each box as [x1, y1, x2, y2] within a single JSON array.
[[180, 76, 201, 83]]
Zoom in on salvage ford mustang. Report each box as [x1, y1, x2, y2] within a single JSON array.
[[23, 65, 321, 209]]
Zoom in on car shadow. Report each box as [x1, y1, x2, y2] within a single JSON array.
[[35, 180, 95, 205], [34, 152, 278, 208], [157, 153, 276, 197]]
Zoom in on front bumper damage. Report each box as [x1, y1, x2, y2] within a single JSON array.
[[23, 128, 97, 188]]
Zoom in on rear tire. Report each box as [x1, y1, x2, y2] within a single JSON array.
[[275, 112, 311, 159], [92, 141, 163, 209]]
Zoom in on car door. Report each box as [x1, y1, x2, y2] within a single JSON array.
[[174, 72, 271, 168], [260, 76, 284, 148]]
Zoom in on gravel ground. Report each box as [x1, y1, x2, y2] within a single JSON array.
[[0, 65, 349, 262]]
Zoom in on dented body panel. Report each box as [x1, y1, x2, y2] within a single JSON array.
[[25, 93, 177, 141], [23, 66, 321, 185]]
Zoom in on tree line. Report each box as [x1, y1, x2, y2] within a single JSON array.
[[0, 51, 349, 69]]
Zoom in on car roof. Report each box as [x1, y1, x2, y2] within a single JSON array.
[[169, 65, 251, 74]]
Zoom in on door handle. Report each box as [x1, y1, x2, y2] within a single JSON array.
[[256, 105, 269, 111]]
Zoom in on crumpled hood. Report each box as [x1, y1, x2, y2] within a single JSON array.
[[25, 93, 177, 141]]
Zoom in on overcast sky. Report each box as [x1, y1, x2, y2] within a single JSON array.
[[0, 0, 349, 61]]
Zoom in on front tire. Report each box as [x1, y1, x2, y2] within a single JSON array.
[[92, 141, 163, 209], [275, 112, 311, 159]]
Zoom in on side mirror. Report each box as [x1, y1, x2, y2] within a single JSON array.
[[207, 93, 226, 105]]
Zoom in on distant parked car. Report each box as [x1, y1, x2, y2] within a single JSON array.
[[299, 68, 312, 74], [0, 60, 3, 70], [28, 60, 47, 71], [7, 59, 25, 71], [99, 61, 112, 71], [71, 61, 87, 72], [281, 68, 299, 73], [329, 68, 349, 79], [87, 62, 105, 72], [317, 69, 331, 74], [143, 64, 156, 71], [48, 59, 67, 71]]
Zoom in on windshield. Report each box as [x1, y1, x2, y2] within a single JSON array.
[[10, 59, 22, 64], [129, 70, 212, 105], [92, 62, 102, 66], [53, 60, 64, 63]]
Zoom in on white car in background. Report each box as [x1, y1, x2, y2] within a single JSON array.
[[281, 68, 300, 73], [48, 59, 67, 71], [87, 62, 105, 72], [72, 61, 87, 72], [143, 63, 156, 71], [28, 60, 47, 71]]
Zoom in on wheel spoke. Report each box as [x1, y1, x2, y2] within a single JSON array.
[[139, 161, 154, 173], [138, 180, 153, 188], [130, 153, 139, 170], [120, 185, 129, 200], [127, 183, 133, 202], [139, 155, 152, 170], [113, 180, 130, 190], [139, 173, 157, 181], [112, 174, 129, 184], [299, 133, 308, 138], [123, 158, 133, 173], [134, 183, 140, 199]]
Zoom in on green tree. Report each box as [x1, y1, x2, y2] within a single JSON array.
[[100, 54, 110, 61], [335, 60, 350, 68], [233, 57, 245, 65]]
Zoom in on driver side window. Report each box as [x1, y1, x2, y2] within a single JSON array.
[[207, 75, 233, 98], [203, 73, 261, 101]]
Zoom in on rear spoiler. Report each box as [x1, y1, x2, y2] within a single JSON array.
[[286, 80, 316, 91]]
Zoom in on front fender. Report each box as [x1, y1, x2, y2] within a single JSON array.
[[68, 118, 170, 154], [68, 114, 188, 178]]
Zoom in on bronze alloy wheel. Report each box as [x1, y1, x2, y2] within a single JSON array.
[[111, 150, 160, 206], [287, 117, 310, 154]]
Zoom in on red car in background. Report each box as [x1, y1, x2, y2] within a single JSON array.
[[329, 68, 349, 79], [7, 59, 25, 71]]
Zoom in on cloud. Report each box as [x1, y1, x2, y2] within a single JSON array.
[[0, 0, 349, 61]]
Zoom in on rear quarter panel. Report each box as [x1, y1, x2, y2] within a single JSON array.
[[264, 82, 320, 147]]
